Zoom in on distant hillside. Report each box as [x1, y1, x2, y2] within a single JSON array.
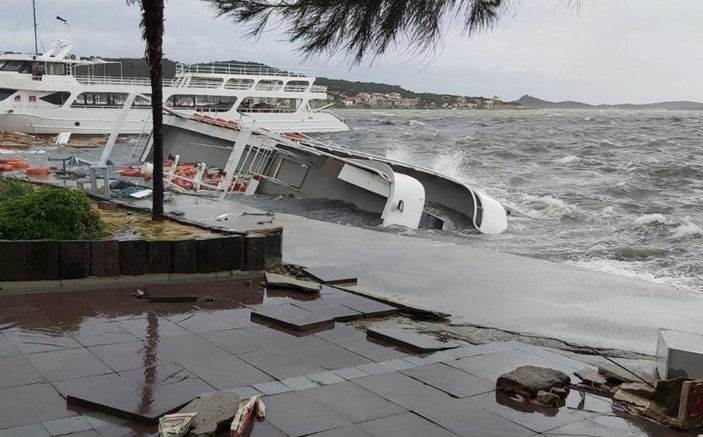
[[515, 95, 703, 111]]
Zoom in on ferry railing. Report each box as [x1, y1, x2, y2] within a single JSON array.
[[73, 75, 181, 87], [309, 85, 327, 93], [176, 62, 313, 78]]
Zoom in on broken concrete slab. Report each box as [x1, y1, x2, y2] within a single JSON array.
[[265, 272, 322, 293], [496, 366, 571, 399], [250, 304, 335, 332], [323, 290, 399, 318], [303, 266, 358, 286], [177, 391, 240, 437], [366, 327, 459, 354], [57, 363, 213, 425]]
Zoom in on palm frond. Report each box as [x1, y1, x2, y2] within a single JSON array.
[[202, 0, 508, 64]]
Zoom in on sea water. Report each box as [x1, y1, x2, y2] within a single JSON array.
[[261, 109, 702, 291]]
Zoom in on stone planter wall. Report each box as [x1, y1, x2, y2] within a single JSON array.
[[0, 230, 282, 282]]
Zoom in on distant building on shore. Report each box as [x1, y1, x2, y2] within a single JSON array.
[[329, 90, 519, 110]]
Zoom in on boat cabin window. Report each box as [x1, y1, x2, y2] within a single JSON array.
[[284, 81, 311, 92], [0, 88, 16, 101], [166, 94, 238, 112], [46, 63, 67, 75], [255, 80, 284, 91], [224, 79, 254, 90], [188, 77, 224, 89], [71, 92, 129, 108], [132, 95, 152, 108], [238, 97, 302, 113], [39, 91, 71, 105], [0, 61, 32, 73]]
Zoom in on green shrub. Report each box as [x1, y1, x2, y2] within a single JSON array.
[[0, 178, 34, 203], [0, 187, 105, 240]]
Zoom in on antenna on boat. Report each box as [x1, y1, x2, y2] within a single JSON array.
[[32, 0, 38, 55]]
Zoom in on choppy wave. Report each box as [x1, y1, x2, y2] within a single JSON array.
[[312, 109, 703, 291]]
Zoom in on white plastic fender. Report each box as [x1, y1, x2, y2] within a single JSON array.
[[381, 172, 425, 229], [474, 190, 508, 234]]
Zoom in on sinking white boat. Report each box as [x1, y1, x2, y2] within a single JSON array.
[[138, 111, 508, 234]]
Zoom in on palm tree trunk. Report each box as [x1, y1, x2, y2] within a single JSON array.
[[142, 0, 165, 222]]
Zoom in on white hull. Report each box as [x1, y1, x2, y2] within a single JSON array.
[[0, 106, 347, 135], [0, 39, 348, 135]]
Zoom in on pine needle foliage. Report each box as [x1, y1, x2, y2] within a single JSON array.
[[201, 0, 508, 63]]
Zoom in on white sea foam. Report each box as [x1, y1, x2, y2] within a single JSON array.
[[671, 218, 703, 239], [515, 195, 577, 220], [555, 155, 579, 164], [568, 258, 691, 290], [634, 213, 668, 225], [408, 119, 428, 126]]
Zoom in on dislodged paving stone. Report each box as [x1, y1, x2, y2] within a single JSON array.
[[307, 371, 345, 386], [253, 381, 292, 396], [265, 272, 322, 293], [332, 367, 370, 381], [366, 327, 459, 354], [41, 416, 93, 436], [536, 390, 565, 407], [496, 365, 571, 399], [250, 304, 335, 332], [303, 266, 358, 286], [177, 391, 240, 437], [281, 376, 319, 391]]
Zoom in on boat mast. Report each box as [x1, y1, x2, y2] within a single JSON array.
[[32, 0, 38, 55]]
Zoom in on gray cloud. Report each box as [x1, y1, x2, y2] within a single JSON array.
[[2, 0, 702, 103]]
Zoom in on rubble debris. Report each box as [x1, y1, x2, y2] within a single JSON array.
[[230, 396, 265, 437], [575, 367, 608, 387], [177, 392, 240, 437], [496, 366, 571, 399], [536, 390, 565, 408], [158, 412, 198, 437], [265, 272, 322, 293], [613, 378, 703, 430]]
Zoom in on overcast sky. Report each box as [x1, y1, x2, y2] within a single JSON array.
[[2, 0, 702, 104]]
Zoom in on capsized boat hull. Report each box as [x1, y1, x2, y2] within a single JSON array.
[[150, 113, 507, 234]]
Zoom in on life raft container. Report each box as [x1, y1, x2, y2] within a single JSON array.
[[7, 160, 29, 169], [25, 166, 51, 175]]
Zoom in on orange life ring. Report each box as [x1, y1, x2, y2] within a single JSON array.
[[285, 132, 303, 140], [7, 160, 29, 169], [0, 164, 14, 172], [26, 166, 51, 175]]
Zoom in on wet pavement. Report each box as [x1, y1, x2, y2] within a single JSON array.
[[0, 276, 700, 436]]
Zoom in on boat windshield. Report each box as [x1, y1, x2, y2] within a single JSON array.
[[0, 61, 32, 73]]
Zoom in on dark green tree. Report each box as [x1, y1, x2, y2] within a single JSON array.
[[200, 0, 507, 63], [126, 0, 165, 222]]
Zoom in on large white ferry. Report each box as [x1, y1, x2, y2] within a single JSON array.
[[0, 40, 348, 135]]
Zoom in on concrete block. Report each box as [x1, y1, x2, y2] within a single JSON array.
[[59, 241, 90, 279], [657, 329, 703, 379], [243, 233, 265, 271], [27, 240, 59, 281], [172, 239, 198, 274], [0, 240, 27, 281], [197, 238, 226, 273], [119, 240, 147, 276], [90, 240, 120, 277], [222, 235, 243, 271], [147, 240, 172, 274], [264, 231, 283, 267]]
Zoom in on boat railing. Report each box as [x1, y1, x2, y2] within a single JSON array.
[[74, 75, 181, 87], [176, 62, 313, 78], [309, 85, 327, 93]]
